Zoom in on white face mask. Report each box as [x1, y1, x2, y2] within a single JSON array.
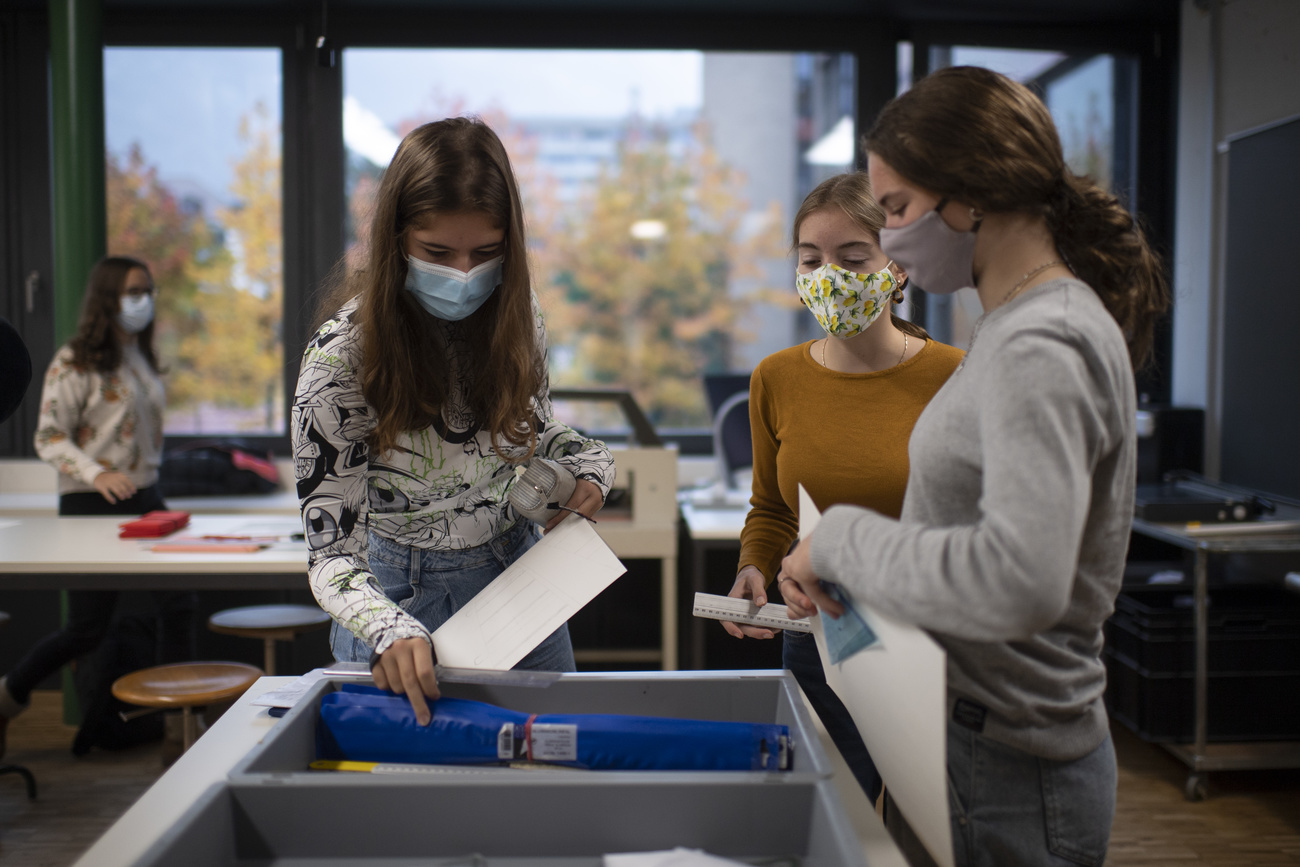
[[878, 201, 978, 295], [116, 294, 154, 334], [795, 261, 897, 339]]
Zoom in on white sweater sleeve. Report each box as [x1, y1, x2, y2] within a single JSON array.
[[33, 350, 110, 487]]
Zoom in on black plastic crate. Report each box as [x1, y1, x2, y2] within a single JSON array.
[[1105, 648, 1300, 742], [1105, 585, 1300, 675]]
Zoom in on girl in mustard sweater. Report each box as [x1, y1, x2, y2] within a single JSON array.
[[721, 173, 963, 803]]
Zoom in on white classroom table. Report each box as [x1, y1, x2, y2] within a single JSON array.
[[73, 673, 908, 867], [0, 489, 302, 517], [0, 513, 308, 590]]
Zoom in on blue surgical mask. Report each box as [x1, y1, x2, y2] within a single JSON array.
[[405, 255, 503, 321], [116, 294, 154, 334]]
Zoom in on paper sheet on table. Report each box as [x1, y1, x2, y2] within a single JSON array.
[[431, 514, 627, 670], [250, 668, 331, 708], [799, 485, 953, 867]]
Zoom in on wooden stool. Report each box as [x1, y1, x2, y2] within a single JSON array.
[[207, 604, 331, 676], [111, 662, 262, 752]]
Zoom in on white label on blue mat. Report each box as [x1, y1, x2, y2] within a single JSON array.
[[497, 723, 514, 760], [530, 724, 578, 761]]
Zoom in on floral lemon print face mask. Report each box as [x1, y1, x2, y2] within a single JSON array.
[[795, 261, 897, 339]]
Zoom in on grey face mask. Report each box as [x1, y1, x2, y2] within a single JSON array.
[[878, 202, 978, 295]]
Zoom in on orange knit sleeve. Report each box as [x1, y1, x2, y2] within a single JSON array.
[[737, 363, 798, 586]]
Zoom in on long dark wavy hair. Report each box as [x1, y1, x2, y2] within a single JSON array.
[[314, 116, 542, 460], [792, 172, 929, 341], [68, 256, 160, 374], [864, 66, 1169, 367]]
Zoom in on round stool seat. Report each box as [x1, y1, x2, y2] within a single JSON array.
[[208, 604, 332, 676], [208, 604, 331, 639], [111, 662, 264, 710]]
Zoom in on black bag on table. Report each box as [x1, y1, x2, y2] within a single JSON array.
[[159, 439, 280, 497]]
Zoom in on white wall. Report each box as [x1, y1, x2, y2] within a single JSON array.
[[1172, 0, 1300, 475], [701, 54, 798, 372]]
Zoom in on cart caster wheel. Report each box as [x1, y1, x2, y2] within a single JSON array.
[[1184, 773, 1208, 802]]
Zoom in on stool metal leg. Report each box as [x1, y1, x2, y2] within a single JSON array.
[[0, 765, 37, 799], [181, 707, 199, 752], [263, 637, 277, 676]]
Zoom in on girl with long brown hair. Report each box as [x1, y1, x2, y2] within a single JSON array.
[[782, 66, 1169, 866], [294, 117, 613, 725], [2, 255, 195, 758], [720, 172, 963, 806]]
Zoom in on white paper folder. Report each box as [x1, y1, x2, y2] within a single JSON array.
[[799, 485, 953, 867], [430, 514, 627, 670]]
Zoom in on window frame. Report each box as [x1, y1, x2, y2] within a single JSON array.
[[903, 20, 1177, 401], [101, 10, 341, 457], [0, 4, 1177, 458]]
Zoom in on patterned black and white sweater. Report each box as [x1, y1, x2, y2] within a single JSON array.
[[292, 295, 615, 655]]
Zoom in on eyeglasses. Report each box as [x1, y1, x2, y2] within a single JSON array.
[[122, 285, 156, 299]]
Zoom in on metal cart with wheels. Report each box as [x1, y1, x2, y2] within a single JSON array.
[[1129, 475, 1300, 801]]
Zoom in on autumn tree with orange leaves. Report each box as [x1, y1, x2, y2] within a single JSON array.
[[540, 122, 784, 427], [106, 104, 284, 432]]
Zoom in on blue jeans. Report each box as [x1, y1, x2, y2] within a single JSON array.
[[330, 521, 575, 673], [886, 721, 1117, 867], [783, 629, 882, 803]]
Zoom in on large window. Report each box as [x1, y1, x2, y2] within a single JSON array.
[[342, 48, 855, 433], [105, 47, 284, 436], [905, 46, 1137, 351]]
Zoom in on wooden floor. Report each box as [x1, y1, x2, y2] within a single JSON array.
[[0, 690, 1297, 866]]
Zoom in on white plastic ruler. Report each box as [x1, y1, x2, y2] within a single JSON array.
[[691, 592, 812, 633]]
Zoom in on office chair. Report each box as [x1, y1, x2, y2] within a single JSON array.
[[712, 392, 753, 490], [702, 373, 752, 419], [0, 612, 37, 799]]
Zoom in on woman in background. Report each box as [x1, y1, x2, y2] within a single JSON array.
[[0, 256, 195, 757], [722, 172, 963, 805]]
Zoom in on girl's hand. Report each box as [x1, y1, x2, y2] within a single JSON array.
[[774, 570, 816, 620], [371, 636, 440, 725], [722, 565, 778, 639], [93, 471, 137, 505], [544, 478, 604, 533], [780, 535, 844, 619]]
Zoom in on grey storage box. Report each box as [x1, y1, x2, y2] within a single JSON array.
[[234, 671, 834, 781], [136, 775, 865, 866], [134, 672, 868, 866]]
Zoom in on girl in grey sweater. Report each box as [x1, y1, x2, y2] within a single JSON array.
[[780, 67, 1168, 867]]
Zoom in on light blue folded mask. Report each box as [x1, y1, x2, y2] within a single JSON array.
[[821, 582, 879, 664]]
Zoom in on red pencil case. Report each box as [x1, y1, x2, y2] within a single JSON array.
[[118, 510, 191, 539]]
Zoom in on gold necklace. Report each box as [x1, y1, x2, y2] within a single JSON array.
[[821, 332, 908, 369], [956, 260, 1066, 375], [998, 260, 1064, 308]]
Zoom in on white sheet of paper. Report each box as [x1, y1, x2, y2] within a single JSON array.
[[250, 668, 331, 708], [604, 849, 748, 867], [799, 485, 953, 867], [431, 515, 627, 670]]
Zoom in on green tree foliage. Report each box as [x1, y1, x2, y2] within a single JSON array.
[[106, 103, 284, 431], [539, 123, 784, 427], [106, 143, 231, 410], [208, 104, 284, 426]]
